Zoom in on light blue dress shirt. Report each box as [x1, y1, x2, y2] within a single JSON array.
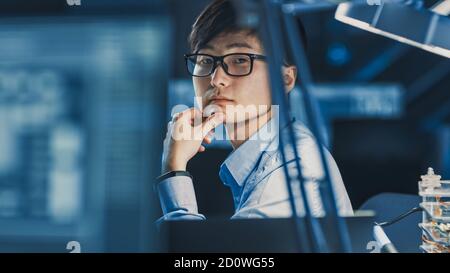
[[156, 116, 353, 222]]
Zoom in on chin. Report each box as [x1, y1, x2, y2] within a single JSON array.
[[224, 112, 260, 124], [203, 104, 224, 117]]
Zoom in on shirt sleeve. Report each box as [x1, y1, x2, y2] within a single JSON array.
[[297, 138, 354, 216], [155, 175, 206, 223]]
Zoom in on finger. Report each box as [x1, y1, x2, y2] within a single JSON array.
[[202, 128, 215, 139], [171, 108, 190, 123], [203, 104, 223, 118], [201, 112, 224, 138], [198, 145, 206, 153], [190, 109, 203, 126], [171, 111, 182, 122], [178, 107, 202, 123], [193, 108, 203, 127], [166, 121, 174, 138], [173, 108, 200, 135], [203, 136, 212, 144], [207, 129, 216, 140]]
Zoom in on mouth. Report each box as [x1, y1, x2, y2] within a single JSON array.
[[208, 96, 234, 105]]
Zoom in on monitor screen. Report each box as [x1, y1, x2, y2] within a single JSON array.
[[0, 8, 170, 252]]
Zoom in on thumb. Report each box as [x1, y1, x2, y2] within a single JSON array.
[[201, 112, 224, 138]]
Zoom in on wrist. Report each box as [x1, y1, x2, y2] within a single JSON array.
[[162, 158, 187, 173]]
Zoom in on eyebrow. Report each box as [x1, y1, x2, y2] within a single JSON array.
[[201, 42, 254, 51], [225, 42, 254, 50]]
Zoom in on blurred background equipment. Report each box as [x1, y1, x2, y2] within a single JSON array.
[[0, 0, 170, 252], [335, 0, 450, 58], [360, 192, 422, 252], [418, 167, 450, 253]]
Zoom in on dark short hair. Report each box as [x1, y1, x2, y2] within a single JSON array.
[[188, 0, 307, 66]]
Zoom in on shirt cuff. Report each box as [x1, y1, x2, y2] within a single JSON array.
[[156, 175, 199, 215]]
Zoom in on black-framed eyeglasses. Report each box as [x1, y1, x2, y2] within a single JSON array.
[[184, 53, 267, 77]]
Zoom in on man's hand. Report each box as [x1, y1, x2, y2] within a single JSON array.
[[161, 108, 225, 173]]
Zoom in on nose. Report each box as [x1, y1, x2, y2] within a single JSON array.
[[210, 62, 230, 88]]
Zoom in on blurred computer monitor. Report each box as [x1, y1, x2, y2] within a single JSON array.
[[0, 1, 170, 252]]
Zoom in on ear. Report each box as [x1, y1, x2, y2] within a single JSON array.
[[283, 65, 297, 94]]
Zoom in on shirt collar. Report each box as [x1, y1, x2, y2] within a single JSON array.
[[219, 115, 280, 187]]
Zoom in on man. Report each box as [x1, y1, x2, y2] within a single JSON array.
[[156, 0, 353, 221]]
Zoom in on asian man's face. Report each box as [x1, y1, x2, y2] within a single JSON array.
[[192, 31, 276, 124]]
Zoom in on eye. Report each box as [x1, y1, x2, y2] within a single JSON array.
[[198, 58, 213, 65], [232, 57, 249, 64]]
